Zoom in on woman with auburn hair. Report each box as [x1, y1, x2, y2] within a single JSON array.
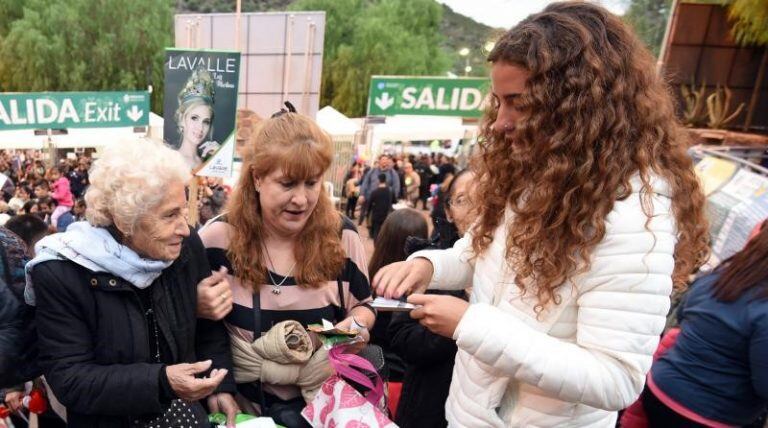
[[199, 109, 375, 426], [642, 224, 768, 427], [374, 2, 709, 427]]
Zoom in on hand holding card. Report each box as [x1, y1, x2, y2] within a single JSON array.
[[370, 296, 419, 312]]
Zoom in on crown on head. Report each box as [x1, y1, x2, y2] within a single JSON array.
[[178, 66, 215, 106]]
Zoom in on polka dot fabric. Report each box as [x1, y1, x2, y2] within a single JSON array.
[[130, 399, 208, 428]]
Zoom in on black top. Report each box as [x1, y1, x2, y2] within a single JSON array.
[[32, 228, 235, 428], [368, 186, 394, 223]]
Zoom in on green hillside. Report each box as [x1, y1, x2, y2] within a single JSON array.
[[176, 0, 501, 76]]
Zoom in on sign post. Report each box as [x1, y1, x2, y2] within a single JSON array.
[[367, 76, 489, 118]]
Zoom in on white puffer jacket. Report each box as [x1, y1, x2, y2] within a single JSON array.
[[409, 177, 676, 427]]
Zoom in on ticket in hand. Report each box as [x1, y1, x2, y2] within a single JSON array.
[[370, 296, 419, 312]]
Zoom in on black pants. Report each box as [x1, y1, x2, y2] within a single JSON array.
[[370, 219, 384, 242], [641, 387, 708, 427], [358, 201, 368, 225], [418, 188, 430, 210], [346, 196, 358, 219]]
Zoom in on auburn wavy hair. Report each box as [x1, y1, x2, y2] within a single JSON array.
[[472, 2, 709, 312], [226, 113, 345, 290]]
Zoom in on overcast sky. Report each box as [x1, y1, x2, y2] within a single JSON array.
[[435, 0, 629, 29]]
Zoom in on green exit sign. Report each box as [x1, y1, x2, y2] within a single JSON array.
[[367, 76, 489, 118], [0, 91, 150, 130]]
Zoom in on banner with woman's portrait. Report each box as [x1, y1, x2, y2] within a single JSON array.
[[163, 49, 241, 177]]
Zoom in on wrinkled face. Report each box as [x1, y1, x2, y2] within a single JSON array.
[[125, 181, 190, 261], [256, 168, 321, 239], [446, 172, 475, 237], [182, 104, 213, 146], [490, 62, 530, 141]]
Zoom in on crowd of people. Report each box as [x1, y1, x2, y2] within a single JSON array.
[[1, 2, 767, 428], [343, 152, 459, 242]]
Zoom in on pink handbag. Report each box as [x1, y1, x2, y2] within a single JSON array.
[[302, 347, 395, 427]]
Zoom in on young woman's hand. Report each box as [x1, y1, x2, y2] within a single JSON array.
[[199, 141, 221, 158], [409, 294, 469, 338], [373, 258, 434, 299]]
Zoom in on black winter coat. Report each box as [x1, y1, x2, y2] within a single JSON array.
[[32, 228, 235, 427], [388, 289, 466, 428]]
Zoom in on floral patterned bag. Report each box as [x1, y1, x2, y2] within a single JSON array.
[[301, 347, 394, 427]]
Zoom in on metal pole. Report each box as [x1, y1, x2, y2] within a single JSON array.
[[186, 20, 192, 48], [195, 17, 202, 49], [657, 0, 679, 73], [282, 14, 295, 105], [302, 19, 315, 114], [742, 47, 767, 132], [235, 0, 242, 51]]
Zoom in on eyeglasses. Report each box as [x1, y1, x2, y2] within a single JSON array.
[[446, 195, 469, 208]]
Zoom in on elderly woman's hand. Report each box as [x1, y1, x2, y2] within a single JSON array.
[[166, 360, 228, 402], [207, 392, 239, 428], [197, 267, 233, 320]]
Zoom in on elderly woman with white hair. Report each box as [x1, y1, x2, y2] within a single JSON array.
[[26, 139, 239, 428]]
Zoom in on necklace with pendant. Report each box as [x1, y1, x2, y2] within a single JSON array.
[[263, 244, 297, 295]]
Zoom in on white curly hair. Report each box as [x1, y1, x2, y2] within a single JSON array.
[[85, 138, 191, 235]]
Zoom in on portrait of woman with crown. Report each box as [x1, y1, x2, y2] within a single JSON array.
[[172, 66, 220, 170]]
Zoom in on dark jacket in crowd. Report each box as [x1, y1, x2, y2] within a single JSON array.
[[389, 289, 466, 428], [360, 168, 400, 200], [32, 228, 235, 427], [368, 186, 394, 224], [0, 277, 24, 387], [68, 169, 89, 198], [414, 161, 433, 198], [0, 227, 38, 388]]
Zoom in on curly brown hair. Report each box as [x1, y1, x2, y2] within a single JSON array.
[[226, 113, 345, 290], [472, 2, 709, 313]]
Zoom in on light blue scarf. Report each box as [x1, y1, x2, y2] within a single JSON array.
[[25, 221, 173, 305]]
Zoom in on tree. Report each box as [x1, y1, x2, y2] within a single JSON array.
[[727, 0, 768, 130], [622, 0, 673, 57], [290, 0, 451, 116], [0, 0, 172, 113], [728, 0, 768, 45]]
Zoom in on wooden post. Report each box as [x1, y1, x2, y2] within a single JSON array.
[[188, 176, 200, 227], [742, 46, 767, 132]]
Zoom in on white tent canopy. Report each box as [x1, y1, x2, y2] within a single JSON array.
[[371, 115, 468, 141], [316, 106, 360, 138], [368, 115, 477, 157]]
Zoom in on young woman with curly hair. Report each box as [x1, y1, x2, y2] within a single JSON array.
[[198, 112, 375, 426], [374, 2, 709, 427]]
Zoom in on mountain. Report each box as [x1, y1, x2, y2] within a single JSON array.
[[439, 3, 504, 76]]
